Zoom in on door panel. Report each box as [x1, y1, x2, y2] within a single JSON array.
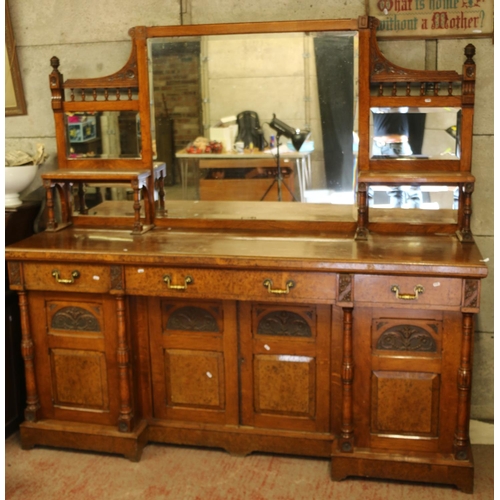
[[240, 302, 331, 433], [353, 307, 461, 454], [149, 298, 238, 425], [29, 291, 120, 425], [165, 349, 225, 410]]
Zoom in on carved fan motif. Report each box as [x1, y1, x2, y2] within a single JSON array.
[[51, 306, 101, 332], [166, 306, 219, 332], [376, 324, 436, 352], [257, 310, 312, 338]]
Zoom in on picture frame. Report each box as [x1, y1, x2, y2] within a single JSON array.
[[5, 1, 27, 116], [366, 0, 493, 40]]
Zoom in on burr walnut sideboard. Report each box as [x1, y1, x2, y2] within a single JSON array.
[[6, 17, 488, 493]]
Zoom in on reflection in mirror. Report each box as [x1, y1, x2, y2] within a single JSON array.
[[370, 107, 461, 160], [65, 111, 141, 159], [148, 31, 358, 216], [368, 185, 458, 210]]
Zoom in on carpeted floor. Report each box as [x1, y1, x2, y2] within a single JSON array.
[[5, 433, 494, 499]]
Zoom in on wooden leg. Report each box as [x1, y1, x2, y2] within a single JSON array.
[[131, 180, 143, 234], [456, 183, 474, 243], [454, 312, 473, 461], [158, 172, 165, 210], [18, 291, 41, 423], [78, 182, 88, 214], [340, 307, 354, 452], [58, 182, 73, 225], [355, 182, 369, 240], [141, 185, 154, 226], [44, 181, 57, 231], [116, 295, 134, 433]]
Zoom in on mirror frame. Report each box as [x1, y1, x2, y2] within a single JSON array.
[[46, 16, 476, 236]]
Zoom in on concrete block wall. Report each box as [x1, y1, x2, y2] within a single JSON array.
[[6, 0, 493, 421]]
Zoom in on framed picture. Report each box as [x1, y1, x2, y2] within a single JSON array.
[[5, 1, 27, 116], [366, 0, 493, 39]]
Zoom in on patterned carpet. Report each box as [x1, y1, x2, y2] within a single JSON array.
[[5, 433, 494, 500]]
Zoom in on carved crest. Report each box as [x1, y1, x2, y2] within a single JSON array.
[[166, 306, 219, 332], [376, 324, 437, 352], [257, 310, 312, 338], [51, 306, 101, 332]]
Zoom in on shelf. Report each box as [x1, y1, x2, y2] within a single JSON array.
[[358, 171, 475, 186], [42, 169, 151, 183]]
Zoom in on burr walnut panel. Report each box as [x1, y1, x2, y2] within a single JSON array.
[[253, 354, 316, 418], [165, 349, 225, 410], [371, 371, 440, 437], [50, 348, 110, 412]]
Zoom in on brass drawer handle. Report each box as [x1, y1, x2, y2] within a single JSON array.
[[391, 284, 424, 300], [163, 274, 193, 290], [263, 279, 295, 295], [52, 269, 80, 284]]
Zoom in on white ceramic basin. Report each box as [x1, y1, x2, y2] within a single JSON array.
[[5, 164, 39, 208]]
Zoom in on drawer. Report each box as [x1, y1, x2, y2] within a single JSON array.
[[354, 275, 462, 308], [124, 266, 336, 303], [23, 262, 111, 293], [231, 270, 336, 303]]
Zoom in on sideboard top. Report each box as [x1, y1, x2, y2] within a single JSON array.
[[5, 228, 487, 279]]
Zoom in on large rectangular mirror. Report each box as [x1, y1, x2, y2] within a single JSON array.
[[147, 31, 359, 219]]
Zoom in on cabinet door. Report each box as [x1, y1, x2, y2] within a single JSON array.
[[353, 307, 462, 454], [240, 302, 331, 433], [149, 298, 238, 425], [29, 291, 121, 426]]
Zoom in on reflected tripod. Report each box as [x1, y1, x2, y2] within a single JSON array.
[[260, 132, 297, 202]]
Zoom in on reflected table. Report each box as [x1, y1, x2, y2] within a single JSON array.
[[175, 150, 312, 201]]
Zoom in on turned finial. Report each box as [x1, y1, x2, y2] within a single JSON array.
[[464, 44, 476, 64], [50, 56, 60, 71]]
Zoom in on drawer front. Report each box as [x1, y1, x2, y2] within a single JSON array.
[[354, 275, 461, 308], [125, 267, 336, 303], [23, 263, 112, 293]]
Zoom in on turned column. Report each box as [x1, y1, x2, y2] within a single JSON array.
[[454, 312, 473, 460], [340, 307, 354, 452], [131, 179, 144, 234], [457, 183, 474, 243], [18, 291, 41, 422], [355, 182, 369, 240], [116, 294, 134, 433]]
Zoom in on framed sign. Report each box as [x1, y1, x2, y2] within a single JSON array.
[[367, 0, 493, 39], [5, 1, 27, 116]]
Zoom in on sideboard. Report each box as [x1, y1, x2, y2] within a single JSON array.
[[6, 16, 487, 493]]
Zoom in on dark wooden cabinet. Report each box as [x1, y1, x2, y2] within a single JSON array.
[[5, 201, 40, 438]]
